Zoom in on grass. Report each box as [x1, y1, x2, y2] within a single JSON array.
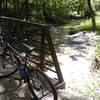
[[80, 19, 92, 30], [62, 19, 83, 34], [74, 78, 100, 100], [95, 40, 100, 57], [80, 13, 100, 31], [61, 12, 100, 34]]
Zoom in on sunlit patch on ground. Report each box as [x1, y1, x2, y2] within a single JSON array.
[[56, 31, 100, 100], [46, 31, 100, 99], [0, 31, 100, 100]]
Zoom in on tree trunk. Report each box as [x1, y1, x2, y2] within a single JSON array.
[[0, 0, 2, 15], [87, 0, 96, 30], [42, 0, 47, 20]]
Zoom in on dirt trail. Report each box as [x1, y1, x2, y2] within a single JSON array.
[[56, 31, 100, 100], [46, 31, 100, 100], [0, 31, 100, 100]]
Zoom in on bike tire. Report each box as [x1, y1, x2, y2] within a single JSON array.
[[0, 48, 17, 78], [0, 75, 22, 93], [27, 68, 57, 100]]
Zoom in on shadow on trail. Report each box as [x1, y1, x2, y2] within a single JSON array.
[[54, 31, 96, 49], [0, 78, 32, 100]]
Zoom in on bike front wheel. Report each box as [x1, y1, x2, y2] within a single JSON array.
[[27, 68, 57, 100], [0, 52, 17, 78]]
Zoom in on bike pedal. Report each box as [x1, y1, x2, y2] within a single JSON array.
[[3, 65, 5, 69]]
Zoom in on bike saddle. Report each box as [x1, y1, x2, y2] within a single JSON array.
[[22, 43, 35, 52]]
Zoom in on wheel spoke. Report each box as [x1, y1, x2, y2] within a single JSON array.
[[27, 69, 57, 100]]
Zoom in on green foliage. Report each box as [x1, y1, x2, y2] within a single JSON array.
[[95, 40, 100, 58], [94, 0, 100, 11], [80, 19, 92, 30], [0, 0, 96, 24], [80, 14, 100, 30], [65, 0, 88, 16]]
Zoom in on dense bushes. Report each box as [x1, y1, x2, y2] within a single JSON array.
[[0, 0, 98, 25], [94, 0, 100, 11]]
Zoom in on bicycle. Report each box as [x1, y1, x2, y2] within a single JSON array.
[[0, 35, 58, 100]]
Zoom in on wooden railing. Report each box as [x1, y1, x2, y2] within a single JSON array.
[[0, 16, 65, 88]]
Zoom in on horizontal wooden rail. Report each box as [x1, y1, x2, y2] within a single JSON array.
[[44, 66, 57, 73], [0, 15, 65, 88], [30, 54, 54, 65], [0, 16, 49, 28]]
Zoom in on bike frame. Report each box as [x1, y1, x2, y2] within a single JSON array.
[[0, 36, 39, 99]]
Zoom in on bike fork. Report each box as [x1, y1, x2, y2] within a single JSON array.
[[27, 82, 39, 100]]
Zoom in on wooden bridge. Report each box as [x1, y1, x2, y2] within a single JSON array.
[[0, 0, 65, 89]]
